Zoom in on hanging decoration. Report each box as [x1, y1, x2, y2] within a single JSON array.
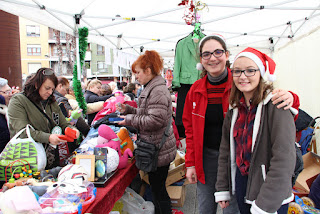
[[178, 1, 208, 25], [192, 22, 201, 43], [195, 1, 209, 13], [72, 27, 88, 114], [178, 0, 195, 25]]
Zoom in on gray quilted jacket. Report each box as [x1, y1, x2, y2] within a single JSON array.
[[124, 75, 176, 166]]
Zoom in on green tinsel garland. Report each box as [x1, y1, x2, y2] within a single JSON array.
[[72, 27, 88, 114]]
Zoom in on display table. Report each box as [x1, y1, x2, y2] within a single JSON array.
[[86, 160, 139, 214]]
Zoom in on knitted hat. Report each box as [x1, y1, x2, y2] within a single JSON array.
[[234, 47, 276, 82], [196, 34, 227, 71]]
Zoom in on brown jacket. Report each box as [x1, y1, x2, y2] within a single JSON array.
[[124, 75, 176, 166], [215, 94, 296, 213]]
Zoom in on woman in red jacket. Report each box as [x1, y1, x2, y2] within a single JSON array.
[[183, 35, 299, 214]]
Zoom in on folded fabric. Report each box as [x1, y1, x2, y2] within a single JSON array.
[[1, 186, 42, 212]]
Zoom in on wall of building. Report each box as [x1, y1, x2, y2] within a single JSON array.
[[0, 10, 22, 88], [274, 27, 320, 118], [19, 17, 49, 76]]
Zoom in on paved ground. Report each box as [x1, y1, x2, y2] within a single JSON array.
[[173, 138, 222, 214], [173, 183, 222, 214]]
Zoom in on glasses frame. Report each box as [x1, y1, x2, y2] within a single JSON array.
[[200, 49, 225, 60], [231, 69, 259, 77], [0, 89, 12, 95]]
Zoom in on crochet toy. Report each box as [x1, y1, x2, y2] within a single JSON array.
[[58, 127, 77, 142], [66, 108, 83, 125], [117, 127, 134, 155], [39, 166, 62, 181]]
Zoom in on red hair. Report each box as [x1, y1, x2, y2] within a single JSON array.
[[132, 50, 163, 75]]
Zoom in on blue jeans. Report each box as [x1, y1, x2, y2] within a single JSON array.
[[235, 167, 288, 214], [197, 148, 240, 214]]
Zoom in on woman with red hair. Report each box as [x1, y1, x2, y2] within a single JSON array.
[[117, 50, 177, 214]]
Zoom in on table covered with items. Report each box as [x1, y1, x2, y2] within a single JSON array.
[[0, 117, 139, 214], [86, 159, 139, 213]]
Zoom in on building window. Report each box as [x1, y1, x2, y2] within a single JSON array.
[[60, 32, 66, 40], [53, 46, 66, 56], [97, 61, 106, 71], [97, 45, 105, 55], [26, 25, 40, 37], [27, 44, 41, 56], [28, 63, 41, 74]]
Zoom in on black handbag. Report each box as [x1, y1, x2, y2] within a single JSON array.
[[135, 117, 172, 172]]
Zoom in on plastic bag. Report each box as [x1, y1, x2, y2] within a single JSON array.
[[0, 124, 47, 181], [121, 187, 154, 214]]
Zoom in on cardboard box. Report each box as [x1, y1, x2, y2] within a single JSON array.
[[140, 151, 186, 186], [167, 185, 186, 207], [293, 152, 320, 196]]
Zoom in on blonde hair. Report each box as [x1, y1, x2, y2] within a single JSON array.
[[87, 79, 102, 90], [108, 81, 117, 92]]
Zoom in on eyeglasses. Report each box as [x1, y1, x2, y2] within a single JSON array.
[[42, 69, 54, 76], [200, 49, 225, 60], [0, 89, 12, 95], [231, 69, 259, 77]]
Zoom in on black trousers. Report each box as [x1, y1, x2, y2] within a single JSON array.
[[148, 164, 172, 214], [175, 84, 192, 138]]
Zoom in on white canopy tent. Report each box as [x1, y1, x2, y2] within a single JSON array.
[[0, 0, 319, 57], [1, 0, 320, 116]]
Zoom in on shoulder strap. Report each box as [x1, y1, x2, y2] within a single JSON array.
[[23, 94, 54, 127], [158, 117, 172, 150]]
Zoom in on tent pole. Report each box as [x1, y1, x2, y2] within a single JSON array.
[[206, 3, 319, 11], [31, 0, 74, 30], [76, 32, 81, 81], [202, 0, 297, 25], [90, 6, 183, 30], [273, 25, 291, 47], [81, 19, 118, 48], [122, 38, 140, 55], [85, 6, 182, 20], [293, 4, 320, 35], [92, 18, 186, 31], [74, 15, 82, 81]]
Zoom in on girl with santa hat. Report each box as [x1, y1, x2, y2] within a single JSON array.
[[215, 47, 296, 214], [183, 35, 300, 214]]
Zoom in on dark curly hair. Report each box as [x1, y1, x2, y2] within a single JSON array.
[[23, 67, 58, 104]]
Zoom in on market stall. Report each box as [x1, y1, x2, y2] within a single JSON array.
[[86, 160, 139, 214]]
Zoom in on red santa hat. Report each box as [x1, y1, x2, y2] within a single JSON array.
[[234, 47, 276, 82]]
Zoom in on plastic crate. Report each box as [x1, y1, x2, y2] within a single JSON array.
[[38, 181, 96, 214]]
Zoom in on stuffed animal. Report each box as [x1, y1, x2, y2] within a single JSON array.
[[117, 127, 134, 154], [96, 125, 133, 170], [96, 124, 121, 152], [66, 108, 83, 125], [118, 148, 133, 169]]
